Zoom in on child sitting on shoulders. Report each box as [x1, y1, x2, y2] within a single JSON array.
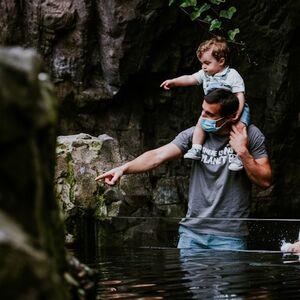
[[160, 36, 250, 171]]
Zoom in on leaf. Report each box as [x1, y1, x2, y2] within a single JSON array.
[[209, 0, 225, 5], [220, 6, 237, 19], [190, 10, 201, 21], [209, 19, 222, 31], [190, 3, 211, 20], [171, 0, 242, 43], [198, 3, 211, 16], [180, 0, 197, 8], [204, 15, 212, 22], [228, 28, 240, 41]]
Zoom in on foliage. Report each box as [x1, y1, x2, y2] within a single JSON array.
[[169, 0, 240, 42]]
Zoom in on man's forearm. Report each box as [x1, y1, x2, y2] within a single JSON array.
[[229, 125, 272, 189], [239, 149, 272, 189], [121, 150, 162, 175], [96, 143, 182, 185], [122, 143, 182, 175]]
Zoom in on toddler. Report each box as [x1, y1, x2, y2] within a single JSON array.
[[160, 36, 250, 171]]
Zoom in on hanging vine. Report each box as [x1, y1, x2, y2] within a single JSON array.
[[169, 0, 241, 43]]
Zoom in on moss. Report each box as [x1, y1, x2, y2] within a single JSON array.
[[89, 140, 103, 152], [56, 143, 68, 154], [107, 201, 121, 217], [94, 194, 108, 221]]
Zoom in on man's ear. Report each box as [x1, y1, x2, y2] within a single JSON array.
[[230, 112, 239, 122]]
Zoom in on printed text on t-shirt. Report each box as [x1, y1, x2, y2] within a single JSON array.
[[201, 144, 236, 165]]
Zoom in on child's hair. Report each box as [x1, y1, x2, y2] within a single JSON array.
[[196, 36, 229, 63]]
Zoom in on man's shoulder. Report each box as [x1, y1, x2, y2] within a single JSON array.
[[171, 127, 194, 152], [247, 124, 268, 158], [175, 126, 194, 141], [248, 124, 264, 136], [248, 124, 266, 149]]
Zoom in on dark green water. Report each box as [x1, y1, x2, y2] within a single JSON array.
[[71, 218, 300, 299], [72, 247, 300, 300]]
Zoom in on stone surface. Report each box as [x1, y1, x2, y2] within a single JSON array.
[[0, 47, 69, 299], [55, 133, 175, 245], [55, 133, 186, 246]]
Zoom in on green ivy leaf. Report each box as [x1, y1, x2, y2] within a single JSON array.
[[204, 14, 212, 22], [220, 6, 237, 19], [190, 10, 201, 21], [180, 0, 197, 8], [171, 0, 242, 45], [228, 28, 240, 41], [190, 3, 211, 20], [209, 19, 222, 31], [209, 0, 225, 5]]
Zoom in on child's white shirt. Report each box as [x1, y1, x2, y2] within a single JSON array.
[[192, 66, 245, 95]]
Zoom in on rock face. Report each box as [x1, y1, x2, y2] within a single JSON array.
[[55, 133, 186, 246], [232, 1, 300, 218], [1, 0, 300, 241], [0, 47, 69, 299]]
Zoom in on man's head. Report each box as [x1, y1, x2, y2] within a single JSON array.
[[204, 88, 239, 117], [200, 89, 239, 134]]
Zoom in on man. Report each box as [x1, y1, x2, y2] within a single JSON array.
[[95, 89, 272, 250]]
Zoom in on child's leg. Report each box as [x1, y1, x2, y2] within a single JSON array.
[[184, 121, 205, 160], [239, 103, 250, 126], [192, 122, 206, 145], [229, 104, 250, 171], [228, 128, 244, 171]]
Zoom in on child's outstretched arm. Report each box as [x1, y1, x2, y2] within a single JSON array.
[[160, 75, 198, 90]]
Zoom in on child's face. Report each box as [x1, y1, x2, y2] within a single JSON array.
[[200, 50, 225, 76]]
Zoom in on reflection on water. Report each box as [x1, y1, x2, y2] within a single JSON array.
[[70, 217, 300, 300], [71, 247, 300, 300]]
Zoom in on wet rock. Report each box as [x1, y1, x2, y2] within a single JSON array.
[[0, 47, 69, 299]]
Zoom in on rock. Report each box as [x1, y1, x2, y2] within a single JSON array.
[[55, 132, 155, 245], [0, 47, 69, 299]]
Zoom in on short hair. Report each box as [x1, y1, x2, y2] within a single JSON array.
[[204, 89, 239, 117], [196, 36, 229, 63]]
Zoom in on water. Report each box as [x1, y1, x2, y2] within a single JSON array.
[[70, 217, 300, 299], [72, 247, 300, 299]]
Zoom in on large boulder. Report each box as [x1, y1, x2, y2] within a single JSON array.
[[55, 133, 186, 246], [0, 47, 69, 299]]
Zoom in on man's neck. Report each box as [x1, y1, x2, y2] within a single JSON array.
[[215, 124, 232, 136]]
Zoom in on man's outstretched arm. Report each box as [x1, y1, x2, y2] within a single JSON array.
[[95, 143, 182, 185]]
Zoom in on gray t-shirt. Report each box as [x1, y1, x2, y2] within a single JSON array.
[[172, 124, 268, 237]]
